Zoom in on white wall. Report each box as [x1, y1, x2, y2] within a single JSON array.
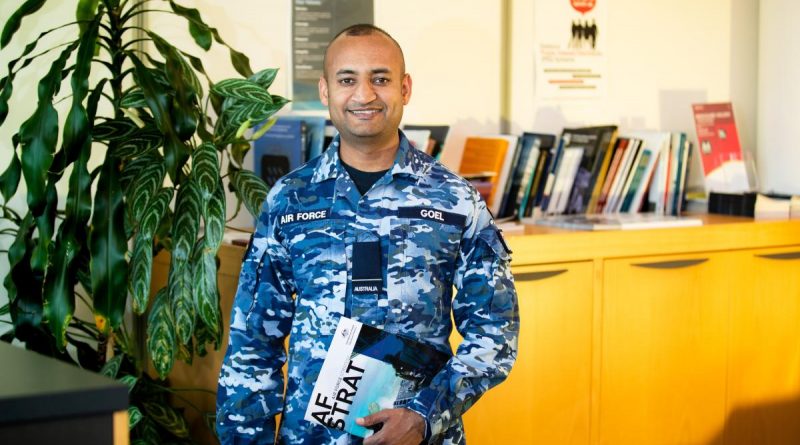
[[758, 0, 800, 195]]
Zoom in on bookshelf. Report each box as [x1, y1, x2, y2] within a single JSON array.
[[156, 216, 800, 445]]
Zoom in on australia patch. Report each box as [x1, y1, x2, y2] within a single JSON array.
[[398, 206, 466, 228]]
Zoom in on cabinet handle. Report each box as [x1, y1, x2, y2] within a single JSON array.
[[632, 258, 708, 269], [755, 251, 800, 261], [515, 269, 568, 282]]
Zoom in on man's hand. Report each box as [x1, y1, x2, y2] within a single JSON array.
[[357, 408, 426, 445]]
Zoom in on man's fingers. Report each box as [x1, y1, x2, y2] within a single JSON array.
[[356, 410, 387, 426]]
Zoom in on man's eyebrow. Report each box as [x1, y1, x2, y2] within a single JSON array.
[[334, 67, 393, 76]]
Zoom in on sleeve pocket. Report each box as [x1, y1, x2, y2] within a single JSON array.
[[477, 227, 512, 262]]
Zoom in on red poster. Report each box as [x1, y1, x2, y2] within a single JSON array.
[[692, 102, 750, 192], [571, 0, 596, 14]]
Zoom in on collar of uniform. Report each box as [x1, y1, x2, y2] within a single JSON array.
[[310, 131, 428, 184]]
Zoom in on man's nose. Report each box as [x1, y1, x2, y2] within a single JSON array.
[[353, 80, 377, 103]]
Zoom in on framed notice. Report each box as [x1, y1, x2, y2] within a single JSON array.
[[534, 0, 608, 99], [291, 0, 374, 110]]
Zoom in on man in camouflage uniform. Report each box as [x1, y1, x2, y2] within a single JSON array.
[[217, 24, 519, 445]]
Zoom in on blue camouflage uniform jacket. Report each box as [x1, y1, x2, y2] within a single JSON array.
[[217, 132, 519, 444]]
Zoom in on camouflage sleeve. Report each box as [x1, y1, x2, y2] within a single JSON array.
[[405, 197, 519, 441], [216, 198, 296, 444]]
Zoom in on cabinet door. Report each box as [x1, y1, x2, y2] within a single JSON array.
[[726, 246, 800, 445], [600, 252, 737, 445], [453, 261, 594, 445]]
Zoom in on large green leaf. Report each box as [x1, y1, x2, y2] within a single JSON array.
[[204, 179, 226, 251], [129, 54, 188, 181], [128, 162, 166, 228], [210, 27, 253, 77], [168, 1, 212, 51], [57, 16, 99, 171], [216, 97, 289, 144], [5, 214, 42, 333], [75, 0, 101, 36], [147, 289, 175, 379], [169, 259, 194, 344], [145, 31, 199, 141], [19, 41, 79, 216], [30, 180, 57, 274], [142, 401, 189, 438], [108, 127, 163, 159], [42, 136, 93, 349], [130, 237, 153, 315], [212, 79, 272, 103], [170, 179, 202, 265], [192, 243, 219, 339], [119, 88, 146, 108], [231, 169, 269, 218], [0, 0, 47, 49], [0, 146, 21, 203], [192, 141, 218, 199], [249, 68, 279, 90], [90, 157, 128, 333]]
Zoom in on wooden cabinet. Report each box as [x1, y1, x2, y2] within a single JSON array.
[[600, 252, 738, 444], [457, 262, 594, 445], [726, 246, 800, 445]]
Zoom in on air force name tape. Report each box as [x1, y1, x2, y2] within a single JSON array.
[[279, 208, 329, 225]]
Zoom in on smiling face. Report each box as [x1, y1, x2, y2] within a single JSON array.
[[319, 32, 412, 152]]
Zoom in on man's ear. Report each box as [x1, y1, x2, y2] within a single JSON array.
[[319, 76, 329, 106], [401, 73, 412, 105]]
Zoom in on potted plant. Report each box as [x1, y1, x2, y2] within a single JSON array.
[[0, 0, 286, 441]]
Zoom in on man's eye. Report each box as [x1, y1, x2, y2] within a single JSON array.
[[373, 77, 389, 85], [338, 78, 355, 85]]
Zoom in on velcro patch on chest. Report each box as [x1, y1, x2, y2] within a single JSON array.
[[278, 208, 330, 225], [398, 206, 466, 228]]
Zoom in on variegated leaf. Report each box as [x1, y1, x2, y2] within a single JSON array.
[[128, 162, 166, 229], [211, 79, 272, 103], [142, 401, 189, 438], [232, 170, 269, 218], [139, 187, 174, 240], [119, 375, 138, 393], [170, 179, 203, 265], [169, 260, 194, 344], [92, 119, 138, 141], [128, 405, 142, 429], [249, 68, 278, 90], [120, 88, 147, 108], [192, 141, 218, 199], [204, 180, 226, 251], [192, 242, 219, 338], [147, 288, 175, 379], [130, 237, 153, 315], [99, 354, 123, 378], [120, 153, 161, 194], [109, 128, 162, 159]]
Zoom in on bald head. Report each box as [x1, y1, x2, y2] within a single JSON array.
[[322, 24, 405, 79]]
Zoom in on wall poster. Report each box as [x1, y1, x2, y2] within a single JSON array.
[[291, 0, 374, 110], [534, 0, 608, 99]]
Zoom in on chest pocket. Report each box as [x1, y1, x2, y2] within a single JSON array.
[[387, 207, 465, 329], [279, 217, 346, 336]]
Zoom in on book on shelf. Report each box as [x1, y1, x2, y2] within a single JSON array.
[[253, 118, 307, 187], [527, 213, 703, 231], [595, 137, 628, 213], [621, 131, 671, 213], [520, 148, 553, 219], [497, 132, 556, 219], [537, 137, 566, 214], [304, 317, 449, 438], [604, 138, 641, 214], [458, 135, 516, 214], [562, 125, 618, 214], [691, 102, 751, 193], [404, 124, 450, 160]]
